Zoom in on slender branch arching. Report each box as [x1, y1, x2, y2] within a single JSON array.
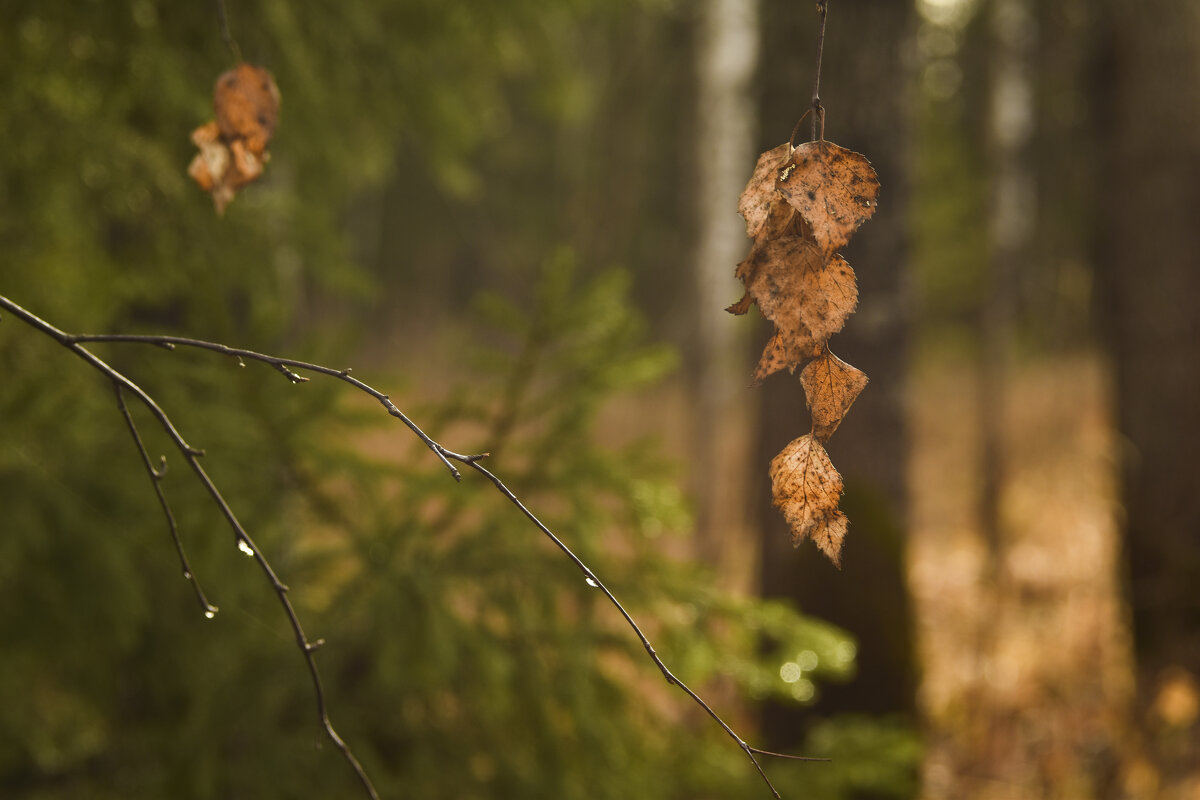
[[0, 296, 379, 800], [0, 293, 827, 798]]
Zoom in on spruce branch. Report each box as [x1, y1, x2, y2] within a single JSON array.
[[0, 293, 824, 798]]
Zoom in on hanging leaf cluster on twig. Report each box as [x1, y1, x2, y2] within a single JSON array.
[[728, 137, 878, 567], [188, 62, 280, 214]]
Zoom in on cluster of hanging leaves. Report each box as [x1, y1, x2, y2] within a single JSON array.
[[728, 138, 878, 567], [188, 62, 280, 214]]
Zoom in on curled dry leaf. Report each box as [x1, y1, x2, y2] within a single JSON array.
[[769, 434, 848, 567], [730, 138, 879, 566], [188, 63, 281, 214], [776, 140, 879, 256], [729, 236, 858, 383], [801, 351, 868, 442], [738, 143, 793, 240]]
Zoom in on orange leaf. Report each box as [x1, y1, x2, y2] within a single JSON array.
[[776, 140, 879, 256], [188, 63, 280, 214], [769, 434, 848, 567], [731, 236, 858, 383], [738, 143, 792, 240], [215, 63, 280, 157], [801, 351, 868, 441]]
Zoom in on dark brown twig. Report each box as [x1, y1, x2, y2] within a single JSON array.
[[0, 296, 378, 800], [214, 0, 242, 61], [0, 293, 823, 798], [113, 382, 219, 618], [812, 0, 828, 142]]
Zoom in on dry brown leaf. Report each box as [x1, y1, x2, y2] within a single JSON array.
[[214, 63, 280, 155], [188, 63, 280, 214], [738, 143, 792, 240], [801, 351, 868, 441], [776, 140, 879, 256], [769, 433, 848, 567], [730, 139, 880, 565], [730, 236, 858, 383]]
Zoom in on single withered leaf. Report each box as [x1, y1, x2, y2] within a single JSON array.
[[801, 351, 869, 441], [752, 332, 792, 384], [187, 122, 237, 213], [214, 63, 281, 157], [776, 140, 879, 256], [732, 236, 858, 383], [189, 63, 281, 214], [770, 434, 848, 567], [738, 143, 793, 240]]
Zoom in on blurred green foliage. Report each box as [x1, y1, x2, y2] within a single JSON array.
[[0, 2, 918, 797]]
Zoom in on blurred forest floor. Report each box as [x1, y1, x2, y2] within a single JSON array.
[[908, 352, 1137, 800]]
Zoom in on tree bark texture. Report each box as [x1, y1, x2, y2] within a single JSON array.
[[1096, 0, 1200, 761]]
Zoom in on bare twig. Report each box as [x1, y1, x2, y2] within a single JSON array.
[[214, 0, 242, 62], [0, 296, 378, 800], [0, 293, 822, 798], [812, 0, 829, 142], [113, 382, 219, 618]]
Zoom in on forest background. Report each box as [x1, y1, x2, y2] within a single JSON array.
[[1, 0, 1197, 798]]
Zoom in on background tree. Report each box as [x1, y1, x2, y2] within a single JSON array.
[[688, 0, 759, 566], [1096, 0, 1200, 786], [752, 2, 920, 794]]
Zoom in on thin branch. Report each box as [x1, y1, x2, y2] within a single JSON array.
[[461, 459, 786, 796], [811, 0, 828, 142], [1, 293, 823, 798], [0, 296, 378, 800], [113, 382, 219, 618], [214, 0, 242, 62], [65, 332, 467, 481]]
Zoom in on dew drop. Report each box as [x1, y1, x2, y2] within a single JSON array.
[[182, 570, 192, 581], [204, 608, 217, 619], [584, 576, 600, 588], [237, 539, 254, 557]]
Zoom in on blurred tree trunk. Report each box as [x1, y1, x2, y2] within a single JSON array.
[[754, 0, 917, 744], [978, 0, 1035, 572], [1096, 0, 1200, 778], [689, 0, 759, 566]]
